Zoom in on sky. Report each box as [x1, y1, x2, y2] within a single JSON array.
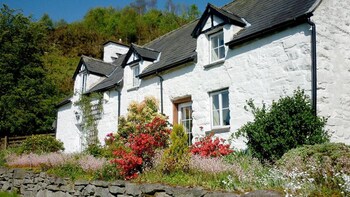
[[1, 0, 232, 23]]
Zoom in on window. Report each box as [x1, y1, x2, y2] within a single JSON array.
[[81, 72, 87, 93], [210, 31, 225, 63], [211, 89, 230, 128], [132, 65, 140, 87], [178, 102, 193, 145]]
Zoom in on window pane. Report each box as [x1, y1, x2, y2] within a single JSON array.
[[212, 94, 219, 111], [219, 33, 224, 46], [222, 109, 230, 126], [222, 91, 229, 108], [219, 46, 225, 59], [211, 36, 218, 48], [213, 109, 220, 126]]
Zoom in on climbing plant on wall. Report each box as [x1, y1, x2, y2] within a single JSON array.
[[74, 93, 103, 148]]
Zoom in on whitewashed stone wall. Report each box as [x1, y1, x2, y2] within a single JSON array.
[[56, 103, 82, 153], [120, 24, 312, 149], [312, 0, 350, 143]]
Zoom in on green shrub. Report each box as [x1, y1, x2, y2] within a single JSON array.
[[235, 89, 329, 162], [160, 124, 190, 173], [278, 143, 350, 174], [277, 143, 350, 196], [18, 134, 64, 154]]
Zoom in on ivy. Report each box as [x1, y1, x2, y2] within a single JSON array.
[[74, 93, 103, 147]]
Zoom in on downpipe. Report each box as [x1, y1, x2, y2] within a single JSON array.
[[307, 18, 317, 116], [156, 73, 164, 114]]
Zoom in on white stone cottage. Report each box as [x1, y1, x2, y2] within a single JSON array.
[[56, 0, 350, 153]]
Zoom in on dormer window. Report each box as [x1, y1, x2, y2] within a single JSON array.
[[132, 65, 140, 87], [210, 31, 225, 63]]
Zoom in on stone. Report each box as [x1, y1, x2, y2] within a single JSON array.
[[24, 178, 35, 184], [95, 186, 111, 197], [110, 180, 126, 186], [74, 180, 89, 186], [13, 168, 26, 179], [242, 190, 283, 197], [91, 180, 109, 187], [35, 177, 44, 182], [55, 177, 66, 186], [204, 192, 240, 197], [154, 192, 172, 197], [125, 182, 141, 196], [13, 179, 23, 187], [82, 184, 96, 196], [74, 185, 85, 191], [39, 172, 46, 178], [47, 185, 60, 191], [141, 183, 165, 194], [109, 185, 125, 194], [2, 181, 10, 191], [36, 190, 47, 197]]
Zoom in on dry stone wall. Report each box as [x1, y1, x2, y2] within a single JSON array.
[[0, 168, 283, 197]]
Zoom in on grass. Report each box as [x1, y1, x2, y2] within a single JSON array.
[[0, 192, 19, 197], [2, 143, 350, 196]]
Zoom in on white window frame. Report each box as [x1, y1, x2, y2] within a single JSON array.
[[210, 89, 230, 129], [178, 102, 193, 145], [209, 31, 225, 63], [132, 65, 140, 87]]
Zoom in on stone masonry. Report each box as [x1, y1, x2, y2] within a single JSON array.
[[0, 168, 283, 197]]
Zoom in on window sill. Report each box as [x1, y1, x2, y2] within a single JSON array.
[[203, 59, 225, 69], [205, 126, 230, 135], [127, 86, 139, 92]]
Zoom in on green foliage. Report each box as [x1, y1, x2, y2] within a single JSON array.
[[160, 124, 190, 173], [74, 93, 103, 147], [277, 143, 350, 196], [0, 5, 58, 136], [93, 162, 120, 181], [278, 143, 350, 174], [235, 89, 329, 162], [47, 162, 88, 181], [18, 135, 64, 154], [0, 191, 19, 197], [117, 96, 164, 139]]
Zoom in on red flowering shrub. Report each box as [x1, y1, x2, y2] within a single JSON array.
[[111, 148, 142, 180], [104, 133, 115, 145], [190, 133, 233, 157], [128, 133, 157, 165], [108, 97, 171, 179]]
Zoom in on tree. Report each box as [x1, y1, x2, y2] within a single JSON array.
[[0, 5, 57, 136]]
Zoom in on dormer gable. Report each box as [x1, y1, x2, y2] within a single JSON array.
[[122, 43, 160, 67], [191, 3, 246, 38], [73, 55, 115, 80]]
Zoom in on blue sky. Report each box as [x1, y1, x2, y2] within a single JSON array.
[[1, 0, 232, 23]]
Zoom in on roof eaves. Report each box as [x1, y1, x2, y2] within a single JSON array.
[[138, 55, 196, 79], [226, 14, 312, 48]]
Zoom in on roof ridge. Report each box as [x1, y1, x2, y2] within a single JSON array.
[[81, 55, 115, 66], [132, 43, 160, 53], [144, 19, 198, 47], [210, 2, 245, 21]]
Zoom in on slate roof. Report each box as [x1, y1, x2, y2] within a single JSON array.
[[138, 21, 198, 78], [86, 55, 126, 93], [131, 44, 160, 61], [137, 0, 320, 78], [73, 56, 116, 79], [224, 0, 321, 47], [56, 96, 72, 108]]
